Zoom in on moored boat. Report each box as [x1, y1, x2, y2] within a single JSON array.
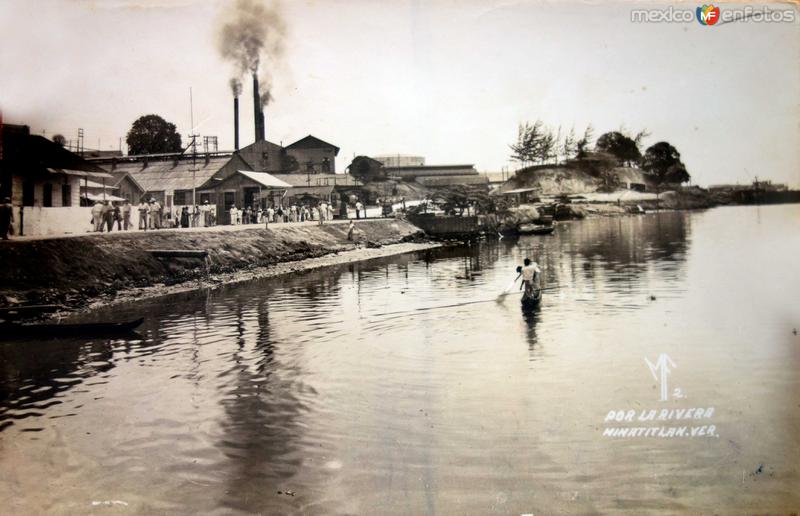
[[0, 317, 144, 339], [518, 224, 555, 236]]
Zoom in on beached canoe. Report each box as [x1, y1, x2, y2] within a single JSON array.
[[0, 304, 65, 318], [0, 317, 144, 339]]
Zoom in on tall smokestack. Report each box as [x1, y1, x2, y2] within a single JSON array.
[[233, 96, 240, 150], [260, 109, 266, 141], [252, 73, 264, 142]]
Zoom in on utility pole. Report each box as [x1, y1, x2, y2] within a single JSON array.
[[189, 87, 197, 207]]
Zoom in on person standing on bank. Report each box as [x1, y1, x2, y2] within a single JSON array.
[[102, 201, 114, 233], [151, 198, 162, 229], [181, 206, 190, 228], [121, 200, 132, 230], [355, 200, 363, 219], [92, 200, 104, 232], [113, 202, 122, 231], [137, 200, 148, 230], [0, 197, 13, 240]]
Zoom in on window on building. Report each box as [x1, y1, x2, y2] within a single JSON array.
[[262, 151, 270, 161], [173, 190, 189, 206], [43, 183, 53, 207], [22, 181, 34, 206], [306, 161, 314, 172], [199, 193, 211, 205], [61, 184, 72, 207], [223, 191, 235, 209], [322, 157, 331, 173]]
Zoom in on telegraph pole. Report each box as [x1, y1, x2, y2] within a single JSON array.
[[189, 87, 197, 206]]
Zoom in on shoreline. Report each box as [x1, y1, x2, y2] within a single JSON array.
[[74, 241, 442, 317]]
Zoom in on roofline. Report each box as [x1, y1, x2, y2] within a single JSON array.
[[285, 135, 340, 153], [389, 164, 475, 170], [86, 150, 238, 163]]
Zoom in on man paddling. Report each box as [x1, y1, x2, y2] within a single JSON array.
[[517, 258, 541, 299]]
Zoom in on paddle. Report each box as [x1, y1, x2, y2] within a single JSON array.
[[496, 274, 522, 299], [497, 282, 561, 302]]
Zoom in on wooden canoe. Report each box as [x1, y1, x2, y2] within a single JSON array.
[[0, 317, 144, 339], [0, 304, 65, 317], [521, 290, 542, 311]]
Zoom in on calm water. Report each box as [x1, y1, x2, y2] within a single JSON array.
[[1, 205, 799, 514]]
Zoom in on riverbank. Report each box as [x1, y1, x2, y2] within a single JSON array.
[[0, 219, 434, 313]]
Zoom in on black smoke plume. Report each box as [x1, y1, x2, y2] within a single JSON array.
[[218, 0, 286, 105]]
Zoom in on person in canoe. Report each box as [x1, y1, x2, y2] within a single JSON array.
[[516, 258, 542, 303]]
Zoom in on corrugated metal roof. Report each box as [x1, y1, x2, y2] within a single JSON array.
[[390, 165, 478, 177], [285, 185, 334, 198], [107, 170, 145, 191], [271, 173, 360, 187], [113, 156, 232, 193], [416, 175, 489, 186], [47, 167, 113, 179], [82, 180, 118, 189], [238, 171, 293, 189]]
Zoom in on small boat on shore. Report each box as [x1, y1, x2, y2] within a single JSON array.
[[518, 224, 555, 236], [0, 304, 65, 318], [0, 317, 144, 339]]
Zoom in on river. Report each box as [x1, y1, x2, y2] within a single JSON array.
[[1, 204, 798, 514]]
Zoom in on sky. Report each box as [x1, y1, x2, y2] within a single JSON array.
[[1, 0, 798, 187]]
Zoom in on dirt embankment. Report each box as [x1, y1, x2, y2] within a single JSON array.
[[0, 220, 425, 308]]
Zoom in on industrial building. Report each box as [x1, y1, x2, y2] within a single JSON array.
[[0, 123, 113, 236]]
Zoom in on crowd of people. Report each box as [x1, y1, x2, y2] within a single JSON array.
[[227, 202, 338, 226], [89, 198, 219, 232], [86, 197, 362, 233], [1, 193, 402, 239]]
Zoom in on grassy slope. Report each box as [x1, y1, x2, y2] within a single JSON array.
[[0, 220, 422, 305]]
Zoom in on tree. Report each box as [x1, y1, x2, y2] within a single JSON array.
[[575, 124, 594, 159], [634, 129, 651, 148], [509, 121, 545, 165], [595, 131, 641, 166], [431, 185, 495, 215], [538, 130, 556, 164], [52, 134, 66, 147], [641, 142, 690, 184], [126, 114, 182, 155], [562, 126, 577, 161]]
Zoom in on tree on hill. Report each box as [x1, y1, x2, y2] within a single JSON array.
[[509, 121, 545, 165], [595, 131, 641, 166], [641, 142, 690, 185], [562, 126, 577, 162], [575, 124, 594, 159], [52, 134, 67, 147], [126, 114, 182, 155]]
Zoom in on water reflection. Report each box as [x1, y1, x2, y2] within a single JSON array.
[[215, 296, 306, 513], [3, 207, 797, 514], [0, 338, 118, 431]]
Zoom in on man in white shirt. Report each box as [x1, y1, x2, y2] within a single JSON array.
[[519, 258, 541, 297]]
